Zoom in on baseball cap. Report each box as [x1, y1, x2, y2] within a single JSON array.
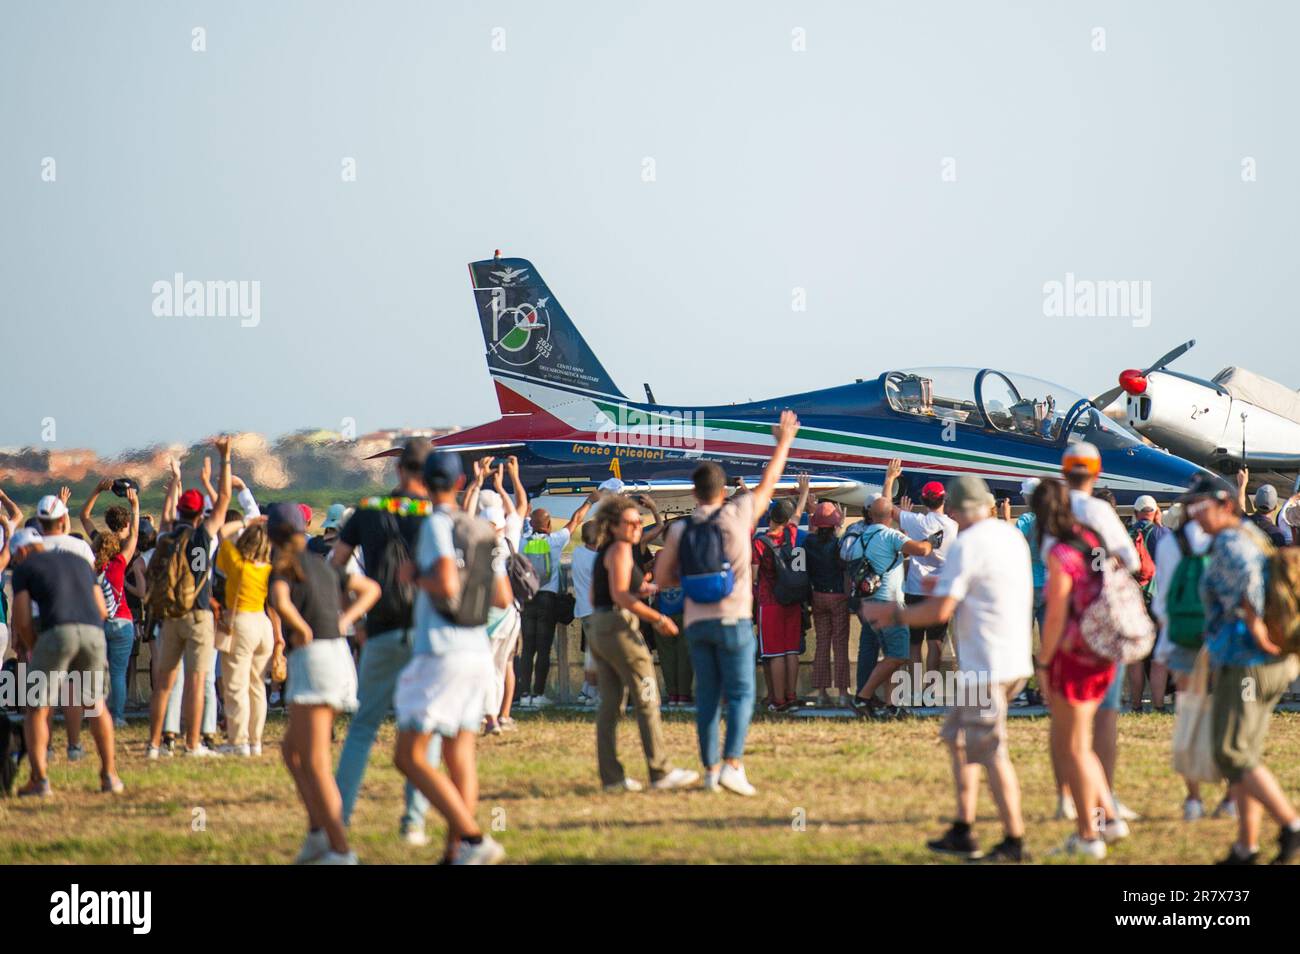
[[423, 450, 463, 491], [947, 476, 995, 515], [809, 500, 843, 529], [1255, 485, 1279, 512], [919, 480, 946, 503], [267, 501, 307, 537], [111, 477, 139, 498], [36, 495, 68, 520], [8, 527, 41, 554], [177, 489, 204, 516], [1019, 477, 1041, 500], [322, 503, 348, 530], [399, 437, 434, 473], [1181, 474, 1232, 503], [1061, 441, 1102, 477], [1133, 494, 1158, 514], [598, 477, 626, 494]]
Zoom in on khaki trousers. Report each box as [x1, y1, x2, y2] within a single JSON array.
[[587, 608, 670, 786], [222, 611, 274, 746]]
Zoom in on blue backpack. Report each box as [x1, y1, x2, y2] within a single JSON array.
[[678, 508, 734, 603]]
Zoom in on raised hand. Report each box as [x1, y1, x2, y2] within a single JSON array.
[[58, 485, 72, 505], [773, 409, 800, 446], [214, 435, 232, 457], [885, 458, 904, 482]]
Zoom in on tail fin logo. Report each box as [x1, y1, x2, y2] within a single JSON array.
[[489, 266, 530, 287], [488, 292, 553, 367]]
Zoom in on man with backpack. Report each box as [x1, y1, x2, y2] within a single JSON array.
[[752, 476, 811, 712], [516, 492, 598, 707], [1187, 475, 1300, 864], [845, 496, 934, 719], [1151, 503, 1228, 822], [331, 437, 443, 846], [392, 450, 512, 864], [654, 409, 801, 796], [145, 436, 233, 758]]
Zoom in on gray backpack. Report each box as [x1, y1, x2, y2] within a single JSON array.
[[431, 510, 499, 627]]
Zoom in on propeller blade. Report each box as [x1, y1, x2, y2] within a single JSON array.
[[1090, 385, 1125, 411], [1142, 339, 1195, 375]]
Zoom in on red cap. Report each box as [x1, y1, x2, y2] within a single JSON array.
[[920, 480, 946, 501], [177, 489, 204, 516], [299, 504, 313, 527]]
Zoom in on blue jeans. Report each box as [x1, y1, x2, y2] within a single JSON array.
[[164, 654, 218, 736], [103, 618, 135, 724], [684, 618, 756, 766], [335, 629, 441, 830]]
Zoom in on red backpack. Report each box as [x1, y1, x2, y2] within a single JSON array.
[[1129, 523, 1156, 591]]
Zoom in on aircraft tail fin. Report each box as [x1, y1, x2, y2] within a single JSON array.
[[468, 255, 626, 414]]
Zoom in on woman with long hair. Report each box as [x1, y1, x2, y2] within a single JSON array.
[[585, 496, 697, 792], [215, 520, 282, 756], [1032, 477, 1123, 859], [268, 503, 379, 865]]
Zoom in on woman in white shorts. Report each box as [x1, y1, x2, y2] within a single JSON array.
[[268, 503, 379, 865]]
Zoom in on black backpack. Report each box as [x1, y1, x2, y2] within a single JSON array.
[[371, 511, 416, 629], [762, 528, 811, 606]]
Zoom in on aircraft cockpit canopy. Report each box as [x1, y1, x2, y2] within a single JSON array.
[[885, 367, 1141, 449]]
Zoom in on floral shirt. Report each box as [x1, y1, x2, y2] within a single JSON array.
[[1201, 522, 1273, 668]]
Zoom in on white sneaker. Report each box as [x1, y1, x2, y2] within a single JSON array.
[[452, 835, 506, 865], [399, 822, 429, 846], [652, 768, 701, 791], [718, 763, 756, 797], [1112, 796, 1140, 821], [250, 744, 263, 757], [186, 744, 222, 758], [531, 694, 553, 708], [1061, 833, 1107, 859], [603, 777, 644, 793], [311, 850, 359, 865], [293, 829, 330, 865], [218, 743, 251, 757], [1055, 793, 1078, 821], [1102, 818, 1130, 844], [519, 694, 532, 708], [1183, 798, 1205, 822], [147, 746, 160, 761], [703, 769, 721, 792]]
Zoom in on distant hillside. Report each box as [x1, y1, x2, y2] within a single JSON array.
[[0, 426, 462, 513]]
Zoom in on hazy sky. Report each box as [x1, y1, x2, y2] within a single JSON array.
[[3, 1, 1297, 453]]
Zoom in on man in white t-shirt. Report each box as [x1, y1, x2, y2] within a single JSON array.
[[881, 459, 958, 688], [861, 475, 1032, 862], [516, 491, 598, 706]]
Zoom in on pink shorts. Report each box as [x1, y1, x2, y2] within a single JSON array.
[[757, 603, 802, 659]]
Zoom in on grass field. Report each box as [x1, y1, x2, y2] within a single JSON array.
[[6, 708, 1300, 865]]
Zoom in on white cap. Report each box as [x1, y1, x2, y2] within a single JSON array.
[[598, 477, 626, 494], [9, 527, 42, 554], [1133, 494, 1158, 513], [1019, 477, 1041, 499], [477, 490, 506, 530], [35, 495, 67, 520]]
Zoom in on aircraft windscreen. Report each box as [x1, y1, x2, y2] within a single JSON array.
[[1067, 405, 1144, 450]]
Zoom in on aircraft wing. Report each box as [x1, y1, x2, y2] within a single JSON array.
[[537, 474, 875, 514]]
